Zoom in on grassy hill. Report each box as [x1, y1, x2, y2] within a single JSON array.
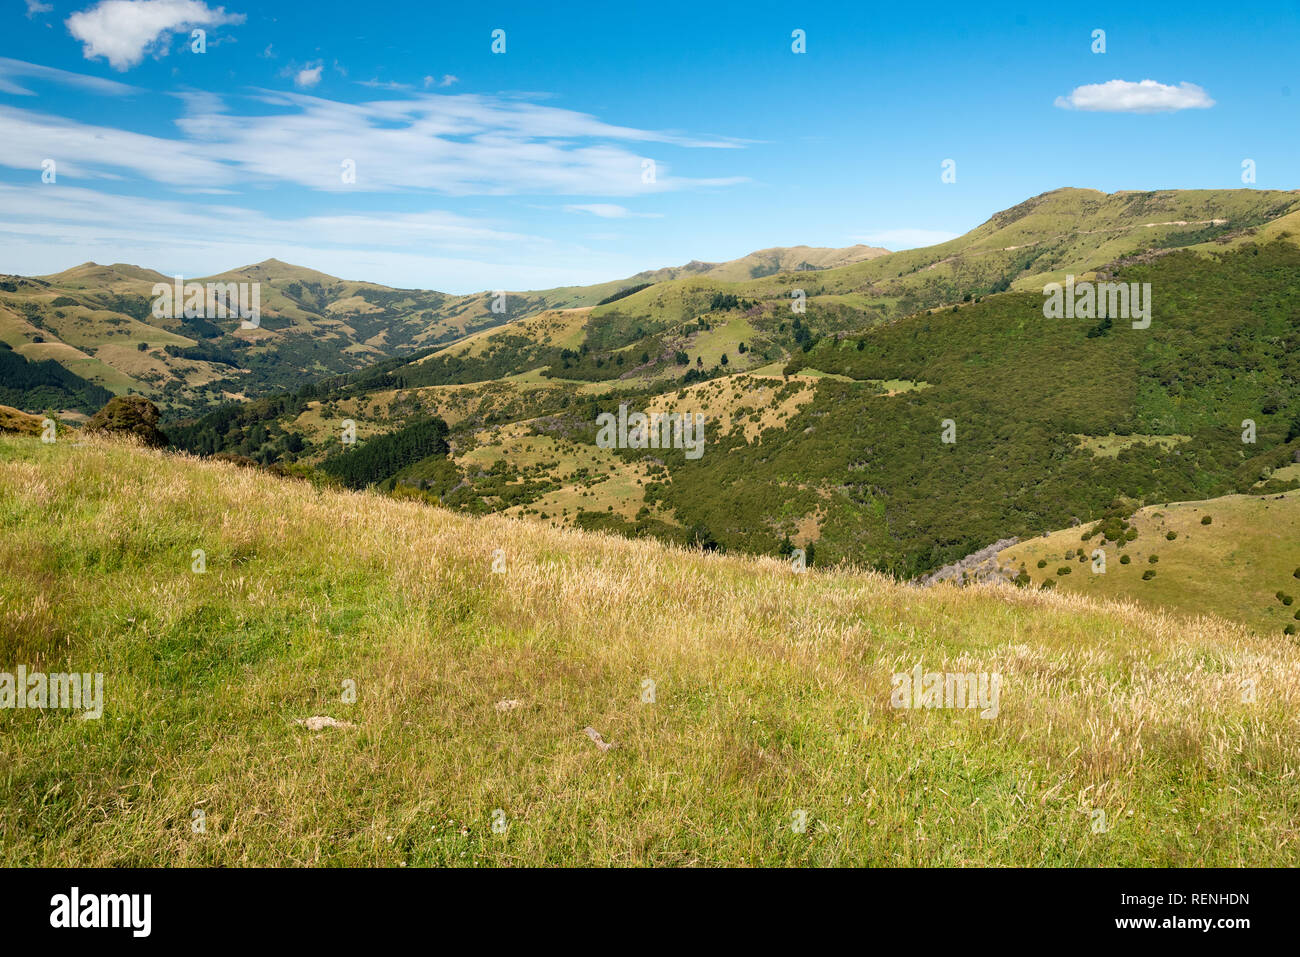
[[622, 243, 889, 283], [0, 245, 880, 417], [1000, 490, 1300, 638], [2, 433, 1298, 866]]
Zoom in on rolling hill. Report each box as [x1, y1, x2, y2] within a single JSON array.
[[2, 432, 1297, 866], [154, 188, 1300, 634], [998, 489, 1300, 637], [14, 186, 1300, 638], [0, 245, 884, 416]]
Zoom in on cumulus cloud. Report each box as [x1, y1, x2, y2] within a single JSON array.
[[294, 63, 323, 89], [65, 0, 244, 70], [1053, 79, 1215, 114]]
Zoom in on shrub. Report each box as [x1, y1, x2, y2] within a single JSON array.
[[1036, 559, 1047, 569], [1056, 566, 1072, 576], [86, 395, 167, 447], [1286, 625, 1297, 636], [1142, 570, 1156, 580], [1201, 515, 1213, 525], [1041, 578, 1056, 590], [1166, 530, 1177, 540], [1119, 554, 1131, 565]]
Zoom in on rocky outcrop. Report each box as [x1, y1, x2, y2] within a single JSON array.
[[914, 537, 1020, 586]]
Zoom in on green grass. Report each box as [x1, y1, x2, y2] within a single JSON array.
[[1001, 490, 1300, 637], [2, 434, 1298, 866]]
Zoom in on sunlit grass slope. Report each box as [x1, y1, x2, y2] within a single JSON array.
[[1, 435, 1297, 866], [1001, 490, 1300, 638]]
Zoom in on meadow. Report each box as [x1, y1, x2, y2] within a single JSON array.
[[2, 434, 1297, 866]]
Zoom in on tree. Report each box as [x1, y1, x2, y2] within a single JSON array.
[[86, 396, 167, 447]]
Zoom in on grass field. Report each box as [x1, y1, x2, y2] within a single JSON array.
[[1, 434, 1298, 866], [1000, 490, 1300, 638]]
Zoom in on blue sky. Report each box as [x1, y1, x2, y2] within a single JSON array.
[[2, 0, 1296, 291]]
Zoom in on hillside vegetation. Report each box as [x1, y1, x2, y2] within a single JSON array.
[[16, 187, 1300, 639], [0, 245, 879, 417], [1001, 490, 1300, 637], [169, 228, 1300, 595], [1, 435, 1298, 866]]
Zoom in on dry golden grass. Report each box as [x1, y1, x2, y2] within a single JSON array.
[[1, 434, 1298, 866]]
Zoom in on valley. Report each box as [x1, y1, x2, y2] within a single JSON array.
[[7, 187, 1300, 641]]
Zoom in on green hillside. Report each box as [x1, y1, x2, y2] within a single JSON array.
[[52, 187, 1300, 637], [3, 433, 1296, 866], [1000, 490, 1300, 638]]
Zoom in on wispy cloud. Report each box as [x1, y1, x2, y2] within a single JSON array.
[[65, 0, 245, 71], [1054, 79, 1215, 114], [563, 204, 663, 219], [0, 63, 748, 197], [0, 56, 140, 96], [0, 183, 639, 290], [25, 0, 54, 18]]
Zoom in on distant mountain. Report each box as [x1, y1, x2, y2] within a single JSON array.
[[0, 245, 888, 415]]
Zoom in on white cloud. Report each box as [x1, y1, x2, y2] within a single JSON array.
[[563, 203, 662, 219], [26, 1, 55, 18], [0, 103, 236, 184], [1053, 79, 1215, 114], [65, 0, 245, 71], [294, 63, 322, 89], [0, 183, 644, 291], [850, 228, 957, 250], [0, 56, 139, 96], [0, 70, 746, 197], [423, 74, 457, 89]]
